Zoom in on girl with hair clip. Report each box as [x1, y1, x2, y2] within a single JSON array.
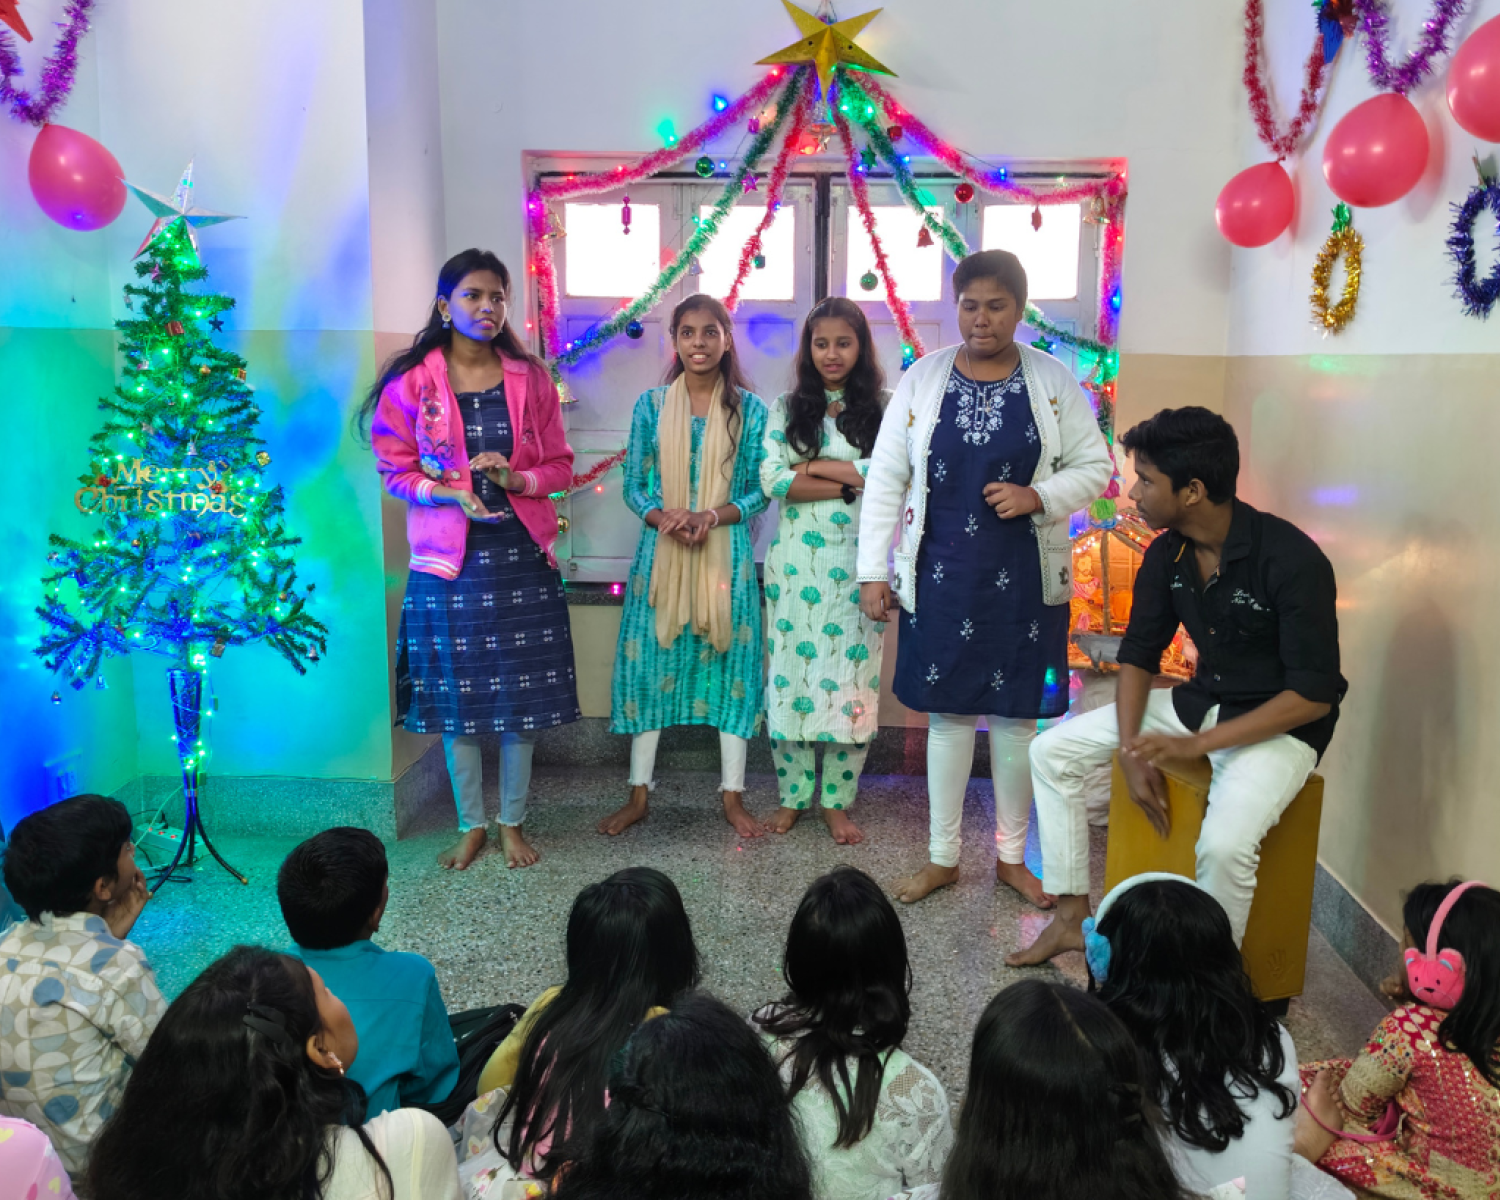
[[752, 866, 951, 1200], [761, 298, 891, 843], [1296, 879, 1500, 1200], [455, 867, 700, 1197], [551, 991, 815, 1200], [87, 945, 461, 1200], [1091, 874, 1347, 1200], [600, 294, 769, 839], [890, 978, 1231, 1200], [363, 249, 580, 873]]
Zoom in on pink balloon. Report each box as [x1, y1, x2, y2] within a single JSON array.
[[1448, 15, 1500, 143], [1322, 93, 1429, 208], [1216, 161, 1295, 247], [27, 123, 127, 231]]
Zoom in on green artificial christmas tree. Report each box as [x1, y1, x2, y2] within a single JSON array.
[[37, 207, 325, 883]]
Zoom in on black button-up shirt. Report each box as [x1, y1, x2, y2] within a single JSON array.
[[1117, 500, 1347, 759]]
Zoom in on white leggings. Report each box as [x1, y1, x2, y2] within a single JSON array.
[[628, 729, 748, 792], [927, 713, 1037, 868]]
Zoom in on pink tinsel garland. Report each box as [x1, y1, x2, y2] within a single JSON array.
[[1243, 0, 1331, 160], [725, 87, 812, 312], [0, 0, 95, 127], [832, 106, 925, 360]]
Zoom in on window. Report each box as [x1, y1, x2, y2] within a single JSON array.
[[695, 204, 796, 301], [564, 202, 662, 297], [981, 203, 1082, 300], [845, 205, 944, 302]]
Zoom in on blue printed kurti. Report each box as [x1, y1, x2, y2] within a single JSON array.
[[893, 365, 1069, 718], [610, 387, 768, 740]]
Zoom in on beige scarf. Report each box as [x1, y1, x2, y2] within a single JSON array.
[[649, 374, 736, 652]]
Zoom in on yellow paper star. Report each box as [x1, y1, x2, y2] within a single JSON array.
[[757, 1, 894, 99]]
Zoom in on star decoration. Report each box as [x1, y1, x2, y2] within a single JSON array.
[[743, 175, 759, 192], [209, 316, 224, 332], [757, 1, 894, 100], [0, 0, 32, 41], [125, 161, 243, 259]]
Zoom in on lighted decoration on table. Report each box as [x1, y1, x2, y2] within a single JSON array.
[[1448, 165, 1500, 319], [1068, 511, 1194, 679], [36, 175, 326, 886], [1310, 204, 1363, 334]]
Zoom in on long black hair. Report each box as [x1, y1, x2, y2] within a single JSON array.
[[1405, 879, 1500, 1086], [663, 293, 753, 458], [1096, 879, 1295, 1153], [551, 991, 814, 1200], [941, 980, 1196, 1200], [754, 865, 911, 1148], [355, 248, 541, 438], [783, 296, 886, 459], [495, 866, 701, 1179], [88, 946, 390, 1200]]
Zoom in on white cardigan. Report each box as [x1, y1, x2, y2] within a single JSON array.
[[855, 343, 1112, 613]]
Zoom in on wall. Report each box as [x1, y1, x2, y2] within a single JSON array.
[[1223, 0, 1500, 931]]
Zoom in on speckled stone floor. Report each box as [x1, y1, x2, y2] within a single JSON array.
[[130, 766, 1388, 1104]]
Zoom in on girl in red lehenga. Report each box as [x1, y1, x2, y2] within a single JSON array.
[[1296, 880, 1500, 1200]]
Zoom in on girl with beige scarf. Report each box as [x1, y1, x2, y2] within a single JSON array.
[[603, 296, 770, 840]]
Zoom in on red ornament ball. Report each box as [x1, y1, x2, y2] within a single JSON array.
[[887, 124, 904, 142], [954, 182, 975, 204]]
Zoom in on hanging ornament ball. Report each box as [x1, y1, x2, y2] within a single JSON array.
[[954, 182, 975, 204], [51, 691, 62, 705], [753, 253, 767, 269], [859, 270, 880, 292], [695, 155, 715, 178], [1031, 206, 1044, 231], [255, 451, 272, 467], [199, 365, 211, 375], [625, 320, 645, 340], [131, 538, 140, 547], [887, 124, 904, 142]]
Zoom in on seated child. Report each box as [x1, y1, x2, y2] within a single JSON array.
[[0, 795, 163, 1177], [1296, 879, 1500, 1200], [753, 866, 951, 1200], [552, 991, 814, 1200], [88, 944, 461, 1200], [1094, 874, 1347, 1200], [458, 867, 699, 1193], [890, 979, 1224, 1200], [278, 827, 459, 1117]]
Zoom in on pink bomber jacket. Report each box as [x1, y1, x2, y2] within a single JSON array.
[[370, 346, 574, 579]]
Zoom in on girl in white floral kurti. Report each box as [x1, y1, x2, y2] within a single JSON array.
[[754, 868, 951, 1200], [762, 299, 890, 843]]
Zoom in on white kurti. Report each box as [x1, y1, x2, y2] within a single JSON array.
[[761, 393, 885, 746], [765, 1034, 952, 1200]]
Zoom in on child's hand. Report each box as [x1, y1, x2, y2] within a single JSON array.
[[1380, 971, 1411, 1003]]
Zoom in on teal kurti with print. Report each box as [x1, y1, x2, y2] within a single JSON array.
[[610, 386, 769, 740]]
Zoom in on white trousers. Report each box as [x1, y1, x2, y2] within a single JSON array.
[[1030, 690, 1317, 944], [628, 730, 748, 792], [443, 731, 538, 831], [927, 713, 1037, 869]]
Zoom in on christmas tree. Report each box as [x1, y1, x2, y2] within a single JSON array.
[[36, 211, 325, 881]]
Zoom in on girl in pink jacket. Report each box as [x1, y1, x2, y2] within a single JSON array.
[[363, 249, 579, 871]]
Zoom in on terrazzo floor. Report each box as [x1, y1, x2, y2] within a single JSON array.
[[129, 766, 1389, 1104]]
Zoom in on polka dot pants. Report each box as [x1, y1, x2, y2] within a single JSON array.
[[772, 739, 870, 810]]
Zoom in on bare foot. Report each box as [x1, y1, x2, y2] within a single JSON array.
[[822, 807, 864, 845], [894, 862, 959, 903], [995, 860, 1055, 909], [1005, 911, 1086, 966], [499, 824, 539, 869], [438, 827, 487, 871], [764, 806, 802, 834], [1294, 1068, 1342, 1163], [723, 791, 765, 839], [598, 786, 649, 836]]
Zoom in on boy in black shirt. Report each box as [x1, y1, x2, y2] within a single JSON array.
[[1009, 407, 1346, 966]]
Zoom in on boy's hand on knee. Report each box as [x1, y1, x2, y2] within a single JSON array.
[[1120, 749, 1171, 838]]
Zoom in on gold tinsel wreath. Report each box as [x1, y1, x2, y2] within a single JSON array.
[[1310, 225, 1363, 335]]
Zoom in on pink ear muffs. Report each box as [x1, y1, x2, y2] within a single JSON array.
[[1403, 881, 1484, 1011]]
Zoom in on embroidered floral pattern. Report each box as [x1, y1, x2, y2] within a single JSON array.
[[952, 367, 1023, 445]]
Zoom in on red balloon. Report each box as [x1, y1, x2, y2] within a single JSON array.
[[1215, 161, 1295, 247], [27, 124, 127, 231], [1448, 15, 1500, 143], [1322, 93, 1429, 208]]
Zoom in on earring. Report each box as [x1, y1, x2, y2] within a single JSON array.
[[441, 313, 451, 330], [329, 1053, 346, 1077]]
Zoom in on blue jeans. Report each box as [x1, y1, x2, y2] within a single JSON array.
[[442, 731, 538, 831]]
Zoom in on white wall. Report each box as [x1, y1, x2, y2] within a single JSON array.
[[433, 0, 1245, 357], [1229, 0, 1500, 355]]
